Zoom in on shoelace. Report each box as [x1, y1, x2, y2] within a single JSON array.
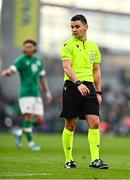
[[93, 159, 102, 167]]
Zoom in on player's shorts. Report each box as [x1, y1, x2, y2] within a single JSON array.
[[60, 80, 99, 119], [19, 97, 44, 115]]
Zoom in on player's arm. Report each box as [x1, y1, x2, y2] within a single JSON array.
[[63, 60, 90, 96], [1, 56, 22, 77], [39, 74, 52, 105], [93, 63, 102, 104], [1, 65, 17, 77]]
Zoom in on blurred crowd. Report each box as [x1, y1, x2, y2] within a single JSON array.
[[100, 67, 130, 135], [100, 84, 130, 135]]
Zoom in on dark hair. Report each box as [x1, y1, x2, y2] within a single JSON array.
[[23, 39, 37, 46], [71, 14, 87, 24]]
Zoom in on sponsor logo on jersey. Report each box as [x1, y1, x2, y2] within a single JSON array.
[[31, 64, 38, 72]]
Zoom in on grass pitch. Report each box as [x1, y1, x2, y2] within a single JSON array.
[[0, 133, 130, 179]]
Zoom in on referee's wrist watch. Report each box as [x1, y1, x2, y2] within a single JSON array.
[[75, 80, 82, 87], [96, 91, 102, 95]]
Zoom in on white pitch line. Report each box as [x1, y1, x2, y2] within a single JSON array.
[[0, 172, 51, 177]]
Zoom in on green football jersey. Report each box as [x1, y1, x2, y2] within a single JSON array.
[[11, 54, 45, 97], [61, 36, 101, 82]]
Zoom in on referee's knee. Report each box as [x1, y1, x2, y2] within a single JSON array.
[[86, 115, 100, 129], [89, 120, 100, 129], [65, 119, 77, 131]]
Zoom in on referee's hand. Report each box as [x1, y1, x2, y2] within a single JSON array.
[[96, 93, 102, 104], [77, 84, 90, 96]]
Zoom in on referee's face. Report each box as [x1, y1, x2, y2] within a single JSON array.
[[71, 20, 88, 40]]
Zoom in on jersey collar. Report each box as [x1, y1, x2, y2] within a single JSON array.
[[72, 36, 87, 43]]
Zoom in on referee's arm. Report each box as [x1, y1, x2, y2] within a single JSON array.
[[62, 60, 90, 96], [93, 63, 102, 103], [63, 59, 78, 83]]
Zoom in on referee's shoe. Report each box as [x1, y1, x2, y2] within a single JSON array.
[[64, 160, 77, 168], [89, 159, 108, 169]]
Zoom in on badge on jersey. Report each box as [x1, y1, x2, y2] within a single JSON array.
[[76, 44, 82, 51], [90, 52, 95, 63], [37, 61, 41, 66]]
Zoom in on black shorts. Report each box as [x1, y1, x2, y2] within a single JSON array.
[[60, 80, 99, 119]]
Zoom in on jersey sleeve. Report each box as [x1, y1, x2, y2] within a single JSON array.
[[61, 42, 73, 61], [39, 60, 46, 76], [11, 56, 23, 71], [94, 43, 101, 64]]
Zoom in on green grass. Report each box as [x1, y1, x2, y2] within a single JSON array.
[[0, 133, 130, 179]]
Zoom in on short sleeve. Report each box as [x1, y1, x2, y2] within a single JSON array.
[[94, 43, 101, 64], [39, 59, 46, 76], [61, 42, 73, 61], [13, 56, 23, 71]]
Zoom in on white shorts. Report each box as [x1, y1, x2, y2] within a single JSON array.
[[19, 97, 44, 115]]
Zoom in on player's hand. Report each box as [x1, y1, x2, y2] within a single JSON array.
[[45, 91, 52, 105], [96, 94, 102, 104], [1, 69, 12, 77], [77, 84, 90, 96]]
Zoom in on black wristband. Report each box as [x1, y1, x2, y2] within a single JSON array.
[[75, 80, 82, 87], [96, 91, 102, 95]]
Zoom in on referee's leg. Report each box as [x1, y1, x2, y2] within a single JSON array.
[[86, 115, 100, 161], [62, 118, 77, 167], [86, 114, 108, 169]]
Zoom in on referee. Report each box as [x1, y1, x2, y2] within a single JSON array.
[[60, 14, 108, 169]]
